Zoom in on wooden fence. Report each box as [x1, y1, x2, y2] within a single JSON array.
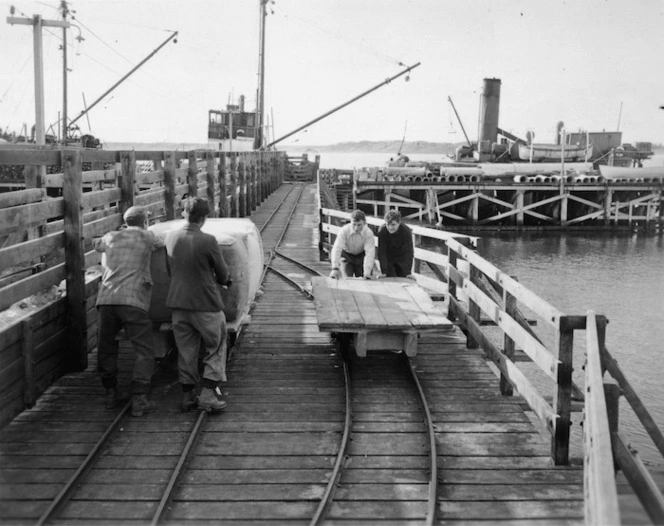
[[317, 177, 664, 523], [0, 147, 285, 427]]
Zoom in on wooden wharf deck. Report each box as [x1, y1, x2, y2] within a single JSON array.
[[0, 181, 618, 525]]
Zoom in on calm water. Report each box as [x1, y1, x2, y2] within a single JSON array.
[[314, 150, 664, 467], [481, 232, 664, 467]]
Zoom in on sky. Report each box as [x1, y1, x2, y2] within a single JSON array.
[[1, 0, 663, 148]]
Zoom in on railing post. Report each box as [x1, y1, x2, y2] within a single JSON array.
[[501, 290, 516, 396], [229, 153, 238, 217], [206, 151, 216, 217], [467, 264, 481, 349], [446, 247, 458, 323], [187, 150, 198, 201], [219, 153, 228, 218], [163, 151, 176, 220], [552, 315, 574, 464], [63, 149, 87, 371]]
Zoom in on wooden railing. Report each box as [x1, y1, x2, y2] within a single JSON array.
[[317, 181, 664, 521], [585, 312, 664, 524], [0, 147, 286, 427]]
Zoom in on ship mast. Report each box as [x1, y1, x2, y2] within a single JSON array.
[[255, 0, 268, 150]]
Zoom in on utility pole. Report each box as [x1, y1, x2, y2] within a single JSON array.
[[61, 0, 69, 143], [7, 13, 70, 147], [254, 0, 268, 150]]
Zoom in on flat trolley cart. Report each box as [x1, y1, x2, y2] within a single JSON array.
[[311, 276, 453, 357]]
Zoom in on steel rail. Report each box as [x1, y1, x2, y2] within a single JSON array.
[[153, 186, 307, 523], [274, 249, 324, 276], [36, 347, 180, 525], [257, 183, 299, 234], [265, 265, 314, 299], [249, 184, 353, 525], [309, 357, 352, 526], [150, 410, 207, 525], [36, 403, 131, 525], [404, 354, 439, 525]]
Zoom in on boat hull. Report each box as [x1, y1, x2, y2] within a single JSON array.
[[517, 143, 593, 162], [599, 165, 664, 179]]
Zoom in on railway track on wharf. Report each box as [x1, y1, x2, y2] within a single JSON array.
[[0, 182, 584, 525]]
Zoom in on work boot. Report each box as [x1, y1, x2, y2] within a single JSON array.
[[131, 394, 156, 417], [105, 387, 128, 409], [181, 391, 198, 412], [198, 387, 227, 412]]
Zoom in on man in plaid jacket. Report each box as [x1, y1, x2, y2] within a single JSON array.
[[94, 206, 164, 416]]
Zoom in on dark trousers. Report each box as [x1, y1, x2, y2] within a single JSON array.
[[341, 250, 365, 278], [97, 305, 155, 394], [384, 259, 411, 277]]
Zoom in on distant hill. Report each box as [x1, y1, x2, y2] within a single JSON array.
[[286, 140, 462, 154], [104, 140, 462, 154]]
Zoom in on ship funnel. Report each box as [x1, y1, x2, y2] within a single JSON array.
[[479, 78, 501, 145], [555, 121, 564, 145], [240, 95, 245, 112]]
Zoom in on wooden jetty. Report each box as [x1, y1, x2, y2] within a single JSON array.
[[1, 147, 663, 524], [320, 174, 664, 232]]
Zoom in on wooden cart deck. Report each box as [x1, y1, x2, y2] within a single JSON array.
[[311, 276, 453, 357]]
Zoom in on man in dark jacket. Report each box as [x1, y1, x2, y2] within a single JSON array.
[[165, 198, 232, 412], [377, 209, 414, 278]]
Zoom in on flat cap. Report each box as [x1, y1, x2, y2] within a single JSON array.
[[123, 206, 147, 225]]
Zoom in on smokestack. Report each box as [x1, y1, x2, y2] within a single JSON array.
[[240, 95, 245, 113], [479, 78, 501, 145]]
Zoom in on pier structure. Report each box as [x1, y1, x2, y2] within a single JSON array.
[[321, 173, 663, 232], [0, 147, 663, 523]]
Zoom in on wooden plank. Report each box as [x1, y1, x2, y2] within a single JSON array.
[[363, 279, 413, 329], [0, 231, 64, 268], [0, 198, 64, 236], [0, 188, 44, 208], [336, 279, 387, 330], [0, 263, 66, 313], [400, 282, 450, 328]]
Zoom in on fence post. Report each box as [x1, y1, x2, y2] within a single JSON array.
[[249, 154, 257, 212], [120, 150, 136, 211], [256, 151, 264, 204], [238, 153, 247, 217], [187, 150, 198, 201], [552, 315, 574, 464], [219, 153, 227, 217], [206, 151, 216, 217], [63, 149, 87, 371], [229, 153, 238, 217], [22, 319, 36, 406], [163, 151, 176, 220]]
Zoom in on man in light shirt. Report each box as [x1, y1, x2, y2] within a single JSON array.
[[329, 209, 376, 279]]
